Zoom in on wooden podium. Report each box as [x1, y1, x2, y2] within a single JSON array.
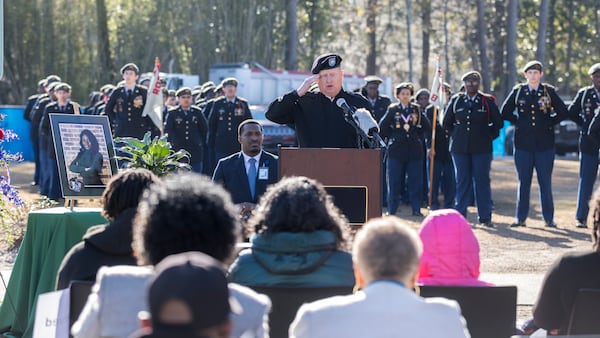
[[279, 148, 382, 225]]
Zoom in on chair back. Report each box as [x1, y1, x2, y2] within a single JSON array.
[[249, 285, 353, 338], [419, 285, 517, 338], [68, 280, 94, 337], [567, 288, 600, 335]]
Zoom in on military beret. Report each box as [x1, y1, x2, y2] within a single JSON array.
[[100, 84, 114, 94], [395, 82, 415, 96], [221, 77, 238, 87], [53, 82, 71, 92], [523, 60, 543, 72], [461, 71, 481, 82], [311, 53, 342, 74], [364, 75, 383, 84], [120, 63, 140, 75], [176, 87, 192, 97], [588, 63, 600, 76]]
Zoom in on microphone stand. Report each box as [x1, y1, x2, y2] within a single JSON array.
[[342, 111, 375, 149]]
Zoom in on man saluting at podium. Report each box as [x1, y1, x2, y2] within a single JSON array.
[[266, 53, 378, 148]]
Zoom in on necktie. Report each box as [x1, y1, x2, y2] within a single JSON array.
[[248, 158, 257, 198], [127, 89, 132, 99]]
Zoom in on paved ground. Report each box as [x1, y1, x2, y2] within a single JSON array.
[[0, 155, 592, 327]]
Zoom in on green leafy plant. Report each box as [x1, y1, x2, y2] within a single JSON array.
[[115, 131, 191, 176]]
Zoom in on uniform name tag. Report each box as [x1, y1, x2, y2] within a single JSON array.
[[258, 167, 269, 180]]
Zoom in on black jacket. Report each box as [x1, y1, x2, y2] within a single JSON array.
[[55, 208, 137, 290], [266, 89, 372, 148], [207, 96, 252, 156], [568, 86, 600, 155], [379, 102, 430, 161], [501, 83, 568, 152], [444, 92, 503, 154], [105, 85, 160, 139], [165, 105, 208, 164]]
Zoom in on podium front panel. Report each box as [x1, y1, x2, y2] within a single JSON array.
[[279, 148, 381, 224]]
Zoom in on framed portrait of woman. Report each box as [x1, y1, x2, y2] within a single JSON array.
[[50, 114, 118, 198]]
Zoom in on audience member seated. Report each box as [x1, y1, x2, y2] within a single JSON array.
[[531, 187, 600, 335], [131, 252, 237, 338], [417, 208, 493, 286], [289, 216, 470, 338], [72, 173, 271, 338], [228, 176, 355, 287], [55, 168, 160, 290]]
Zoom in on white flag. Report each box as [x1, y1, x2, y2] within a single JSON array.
[[142, 59, 164, 131], [429, 59, 445, 111]]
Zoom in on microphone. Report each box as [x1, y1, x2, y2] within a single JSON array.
[[336, 98, 386, 148]]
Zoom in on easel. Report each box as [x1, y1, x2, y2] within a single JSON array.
[[64, 198, 78, 211]]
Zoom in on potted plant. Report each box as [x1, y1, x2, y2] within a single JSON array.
[[115, 131, 191, 176]]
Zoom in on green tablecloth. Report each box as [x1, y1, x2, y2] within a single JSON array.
[[0, 207, 105, 338]]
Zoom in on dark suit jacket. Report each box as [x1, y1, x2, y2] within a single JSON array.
[[212, 150, 279, 204]]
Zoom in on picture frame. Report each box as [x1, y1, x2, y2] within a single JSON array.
[[50, 114, 118, 198]]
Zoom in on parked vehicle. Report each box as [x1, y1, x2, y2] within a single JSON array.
[[250, 105, 296, 154]]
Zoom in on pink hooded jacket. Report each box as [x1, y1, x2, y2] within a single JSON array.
[[417, 209, 493, 286]]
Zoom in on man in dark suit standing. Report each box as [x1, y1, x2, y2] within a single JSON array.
[[212, 119, 278, 220]]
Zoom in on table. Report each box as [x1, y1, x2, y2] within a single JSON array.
[[0, 207, 105, 338]]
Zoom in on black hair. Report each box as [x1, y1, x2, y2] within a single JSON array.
[[101, 168, 160, 220], [250, 176, 350, 249], [133, 173, 241, 265], [79, 129, 100, 154]]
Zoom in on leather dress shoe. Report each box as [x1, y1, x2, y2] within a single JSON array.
[[510, 221, 526, 227], [479, 220, 494, 228], [575, 220, 587, 228], [545, 221, 557, 228]]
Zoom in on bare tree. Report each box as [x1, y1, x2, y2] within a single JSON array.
[[285, 0, 298, 70], [506, 0, 518, 92], [535, 0, 550, 63], [366, 0, 377, 75], [405, 0, 413, 82], [419, 0, 431, 88], [476, 0, 491, 92], [96, 0, 113, 84]]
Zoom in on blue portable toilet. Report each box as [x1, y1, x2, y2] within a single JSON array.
[[0, 105, 33, 161]]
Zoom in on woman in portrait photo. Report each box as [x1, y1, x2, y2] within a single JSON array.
[[69, 129, 104, 185]]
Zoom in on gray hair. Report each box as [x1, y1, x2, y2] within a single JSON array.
[[352, 217, 422, 284]]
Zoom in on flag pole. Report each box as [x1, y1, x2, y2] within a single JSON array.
[[154, 57, 164, 136], [427, 56, 443, 212]]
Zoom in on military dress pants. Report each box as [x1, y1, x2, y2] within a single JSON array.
[[452, 152, 492, 222], [575, 152, 599, 222], [387, 157, 423, 215], [514, 148, 555, 223]]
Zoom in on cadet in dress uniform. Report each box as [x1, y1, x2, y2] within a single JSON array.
[[380, 83, 431, 217], [425, 83, 455, 210], [363, 75, 392, 206], [443, 71, 502, 227], [104, 63, 160, 139], [34, 79, 61, 196], [265, 53, 373, 148], [24, 77, 53, 186], [207, 77, 253, 164], [39, 83, 80, 201], [500, 61, 568, 228], [164, 87, 208, 173], [568, 64, 600, 228]]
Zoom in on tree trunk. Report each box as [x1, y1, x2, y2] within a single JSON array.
[[476, 0, 491, 92], [284, 0, 298, 70], [563, 0, 574, 95], [405, 0, 413, 82], [506, 0, 518, 92], [419, 0, 431, 88], [490, 0, 506, 96], [366, 0, 377, 75], [535, 0, 550, 63], [443, 0, 450, 83]]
